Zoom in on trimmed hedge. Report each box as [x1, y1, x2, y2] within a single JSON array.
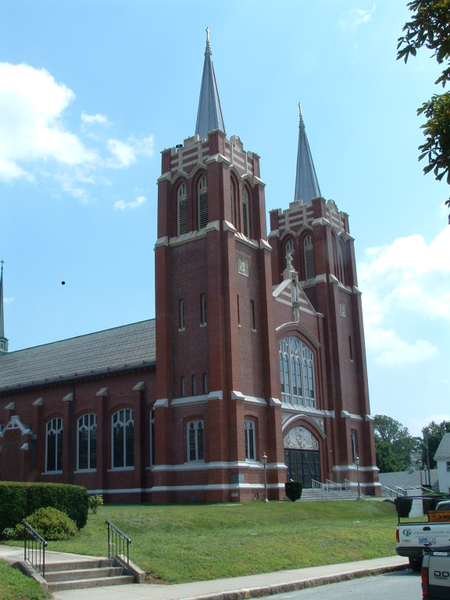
[[0, 482, 89, 536]]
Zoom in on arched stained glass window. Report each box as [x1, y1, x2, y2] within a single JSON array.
[[279, 337, 316, 407], [77, 413, 97, 471], [112, 409, 134, 468], [242, 187, 249, 237]]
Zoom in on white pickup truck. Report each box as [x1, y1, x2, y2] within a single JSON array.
[[422, 549, 450, 599], [396, 499, 450, 571]]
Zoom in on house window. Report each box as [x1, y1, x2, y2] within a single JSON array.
[[77, 413, 97, 471], [112, 409, 134, 468], [285, 239, 295, 268], [242, 187, 249, 237], [187, 420, 204, 461], [46, 417, 63, 473], [200, 293, 207, 325], [203, 373, 209, 394], [446, 461, 450, 472], [251, 300, 256, 331], [304, 235, 315, 279], [177, 183, 188, 235], [179, 299, 185, 330], [192, 374, 197, 396], [245, 419, 256, 460], [279, 337, 316, 407], [149, 408, 155, 467], [198, 176, 208, 229]]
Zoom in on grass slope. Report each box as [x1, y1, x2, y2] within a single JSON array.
[[3, 501, 398, 584], [0, 560, 50, 600]]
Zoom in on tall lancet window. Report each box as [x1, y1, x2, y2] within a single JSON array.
[[230, 180, 236, 226], [242, 187, 249, 237], [285, 239, 295, 268], [304, 235, 315, 280], [177, 183, 188, 235], [198, 176, 208, 229], [279, 337, 316, 408], [338, 243, 346, 285]]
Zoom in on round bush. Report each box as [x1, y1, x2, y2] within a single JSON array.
[[17, 507, 77, 541]]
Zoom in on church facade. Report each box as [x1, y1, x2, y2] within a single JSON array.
[[0, 35, 379, 502]]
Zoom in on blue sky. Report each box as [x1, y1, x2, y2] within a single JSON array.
[[1, 1, 449, 437]]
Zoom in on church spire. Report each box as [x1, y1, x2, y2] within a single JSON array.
[[0, 261, 8, 355], [195, 28, 226, 140], [294, 104, 321, 205]]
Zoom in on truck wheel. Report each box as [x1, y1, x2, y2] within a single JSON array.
[[409, 557, 422, 572]]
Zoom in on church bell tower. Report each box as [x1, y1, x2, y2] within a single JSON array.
[[153, 31, 286, 503]]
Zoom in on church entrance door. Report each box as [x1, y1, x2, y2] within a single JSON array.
[[283, 425, 321, 489], [284, 448, 320, 488]]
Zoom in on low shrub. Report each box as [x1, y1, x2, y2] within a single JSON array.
[[88, 494, 103, 514], [16, 507, 77, 541], [285, 481, 303, 502]]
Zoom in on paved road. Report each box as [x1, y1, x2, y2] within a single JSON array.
[[268, 570, 421, 600]]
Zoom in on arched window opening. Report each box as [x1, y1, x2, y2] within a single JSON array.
[[78, 413, 97, 471], [242, 187, 249, 237], [198, 176, 208, 230], [112, 409, 134, 468], [245, 419, 256, 460], [177, 183, 188, 235], [187, 420, 204, 461], [279, 337, 316, 408], [338, 243, 346, 285], [285, 239, 295, 269], [230, 180, 236, 226], [304, 235, 315, 279], [46, 417, 63, 473]]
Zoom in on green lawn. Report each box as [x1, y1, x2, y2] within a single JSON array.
[[0, 560, 50, 600], [2, 500, 398, 584]]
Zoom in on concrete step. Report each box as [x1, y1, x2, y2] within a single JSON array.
[[45, 566, 126, 582], [47, 575, 134, 592], [43, 558, 135, 591]]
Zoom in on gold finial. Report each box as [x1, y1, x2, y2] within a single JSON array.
[[206, 27, 210, 44], [298, 103, 303, 118]]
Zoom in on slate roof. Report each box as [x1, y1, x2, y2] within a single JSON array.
[[0, 319, 156, 392], [435, 433, 450, 461]]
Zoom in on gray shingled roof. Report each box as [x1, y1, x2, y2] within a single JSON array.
[[435, 433, 450, 461], [0, 319, 155, 391]]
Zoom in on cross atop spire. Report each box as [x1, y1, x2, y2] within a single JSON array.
[[195, 29, 226, 140], [0, 260, 9, 355], [294, 105, 321, 205]]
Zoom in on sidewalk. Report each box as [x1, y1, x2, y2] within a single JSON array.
[[0, 545, 408, 600]]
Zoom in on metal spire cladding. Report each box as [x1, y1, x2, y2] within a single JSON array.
[[195, 28, 226, 140], [294, 104, 321, 205]]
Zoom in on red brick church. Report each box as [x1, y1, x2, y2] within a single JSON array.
[[0, 34, 379, 502]]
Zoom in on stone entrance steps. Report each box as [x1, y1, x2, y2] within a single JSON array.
[[299, 488, 360, 501], [44, 558, 134, 592]]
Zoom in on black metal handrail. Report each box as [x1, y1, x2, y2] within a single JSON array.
[[23, 521, 48, 578], [105, 520, 131, 572]]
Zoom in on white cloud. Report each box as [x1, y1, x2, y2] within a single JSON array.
[[339, 5, 376, 28], [107, 136, 153, 169], [81, 112, 109, 125], [0, 62, 98, 182], [114, 195, 146, 210], [4, 297, 14, 304], [359, 227, 450, 366], [0, 62, 154, 200]]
